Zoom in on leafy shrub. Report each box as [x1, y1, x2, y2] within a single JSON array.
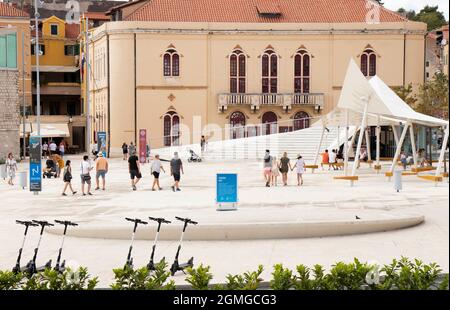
[[0, 270, 24, 290], [379, 257, 443, 290], [270, 264, 294, 290], [326, 258, 373, 290], [22, 267, 98, 290], [219, 265, 264, 290], [111, 259, 175, 290], [294, 264, 331, 290], [185, 264, 213, 290]]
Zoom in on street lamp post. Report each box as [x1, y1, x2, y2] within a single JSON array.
[[22, 31, 26, 159], [33, 0, 40, 141], [85, 17, 91, 153]]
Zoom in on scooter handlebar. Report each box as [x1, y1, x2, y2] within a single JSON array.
[[175, 216, 198, 225], [125, 217, 148, 225], [32, 220, 54, 227], [148, 217, 171, 224], [55, 220, 78, 226], [16, 220, 38, 227]]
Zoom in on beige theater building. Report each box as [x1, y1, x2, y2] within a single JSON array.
[[86, 0, 427, 156]]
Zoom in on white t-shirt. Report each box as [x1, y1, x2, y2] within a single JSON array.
[[42, 144, 48, 151], [50, 143, 57, 151], [329, 152, 337, 163], [151, 160, 162, 173], [80, 160, 92, 175], [59, 144, 65, 152]]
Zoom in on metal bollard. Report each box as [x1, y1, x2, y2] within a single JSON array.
[[393, 169, 402, 192]]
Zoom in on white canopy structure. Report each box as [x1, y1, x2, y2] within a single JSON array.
[[316, 59, 448, 185], [30, 124, 70, 138]]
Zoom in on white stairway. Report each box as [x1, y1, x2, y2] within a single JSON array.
[[152, 125, 355, 162]]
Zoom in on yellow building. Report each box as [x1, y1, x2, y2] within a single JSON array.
[[30, 15, 85, 151], [87, 0, 427, 156]]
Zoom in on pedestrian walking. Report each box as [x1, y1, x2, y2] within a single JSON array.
[[95, 152, 108, 190], [80, 155, 93, 196], [263, 150, 272, 187], [200, 135, 207, 153], [128, 151, 142, 191], [279, 152, 292, 186], [292, 154, 305, 186], [59, 141, 65, 158], [151, 154, 165, 191], [49, 141, 57, 155], [5, 153, 17, 186], [170, 152, 184, 192], [129, 142, 136, 156], [62, 160, 77, 196], [271, 156, 280, 186], [122, 142, 128, 160], [42, 142, 49, 157]]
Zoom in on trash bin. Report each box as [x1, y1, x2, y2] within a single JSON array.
[[0, 164, 6, 180], [393, 169, 402, 192], [18, 171, 27, 189]]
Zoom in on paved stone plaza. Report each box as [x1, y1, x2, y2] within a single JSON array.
[[0, 156, 448, 286]]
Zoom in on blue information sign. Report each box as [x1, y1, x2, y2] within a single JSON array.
[[29, 136, 42, 192], [216, 173, 238, 204]]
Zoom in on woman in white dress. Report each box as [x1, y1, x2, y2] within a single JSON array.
[[6, 153, 18, 186], [292, 154, 305, 186], [271, 156, 280, 186]]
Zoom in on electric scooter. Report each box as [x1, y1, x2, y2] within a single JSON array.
[[124, 217, 148, 269], [170, 216, 198, 276], [23, 220, 54, 275], [12, 220, 38, 273], [146, 217, 171, 271], [54, 220, 78, 273]]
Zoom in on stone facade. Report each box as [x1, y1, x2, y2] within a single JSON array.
[[0, 69, 19, 161]]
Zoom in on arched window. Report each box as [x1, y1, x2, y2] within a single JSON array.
[[230, 50, 246, 93], [163, 111, 180, 146], [163, 49, 180, 77], [361, 49, 376, 77], [262, 111, 278, 135], [229, 111, 246, 139], [293, 111, 310, 130], [294, 50, 310, 93], [262, 49, 277, 93]]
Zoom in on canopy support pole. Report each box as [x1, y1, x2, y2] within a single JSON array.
[[376, 116, 381, 173], [344, 109, 349, 176], [312, 118, 326, 173], [409, 124, 418, 169], [365, 127, 372, 167], [392, 125, 399, 145], [435, 124, 449, 177], [347, 126, 359, 160], [389, 121, 410, 174], [351, 99, 369, 178]]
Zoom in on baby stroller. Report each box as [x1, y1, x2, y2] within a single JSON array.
[[43, 158, 57, 178], [187, 149, 202, 162]]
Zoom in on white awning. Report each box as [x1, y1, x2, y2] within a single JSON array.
[[336, 59, 448, 127], [32, 66, 80, 73], [30, 123, 70, 138]]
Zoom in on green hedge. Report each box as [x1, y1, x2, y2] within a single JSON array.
[[1, 257, 448, 290]]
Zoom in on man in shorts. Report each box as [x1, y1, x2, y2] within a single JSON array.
[[170, 152, 184, 192], [263, 150, 273, 187], [80, 155, 93, 196], [128, 151, 142, 191], [95, 152, 109, 190], [151, 154, 165, 191]]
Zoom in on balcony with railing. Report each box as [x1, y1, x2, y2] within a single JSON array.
[[218, 93, 324, 113]]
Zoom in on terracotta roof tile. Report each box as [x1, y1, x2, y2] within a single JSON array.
[[0, 2, 29, 18], [83, 12, 110, 21], [125, 0, 408, 23], [65, 23, 80, 39]]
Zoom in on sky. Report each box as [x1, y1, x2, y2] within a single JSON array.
[[384, 0, 449, 19]]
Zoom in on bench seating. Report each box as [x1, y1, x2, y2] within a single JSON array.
[[333, 176, 358, 181], [385, 171, 417, 177], [418, 175, 443, 182], [411, 166, 437, 173]]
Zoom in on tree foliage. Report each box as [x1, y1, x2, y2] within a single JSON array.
[[398, 5, 448, 31]]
